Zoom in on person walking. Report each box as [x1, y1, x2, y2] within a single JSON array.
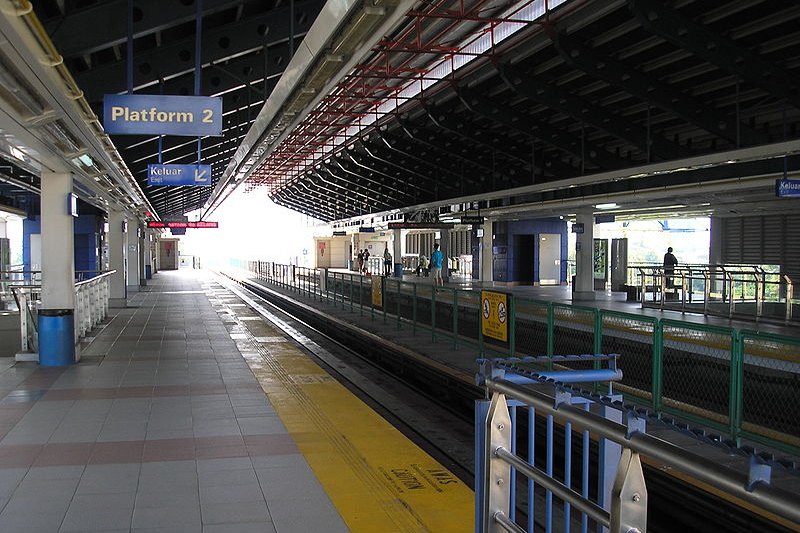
[[430, 243, 444, 286], [663, 247, 678, 288]]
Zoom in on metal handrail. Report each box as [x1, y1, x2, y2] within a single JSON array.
[[12, 270, 116, 357], [485, 377, 800, 528], [632, 264, 793, 323]]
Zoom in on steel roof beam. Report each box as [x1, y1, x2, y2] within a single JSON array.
[[357, 141, 463, 195], [455, 86, 627, 171], [281, 184, 341, 219], [549, 30, 769, 147], [372, 131, 485, 187], [273, 188, 336, 220], [495, 63, 692, 161], [343, 149, 430, 195], [46, 0, 247, 58], [324, 158, 415, 204], [320, 164, 405, 210], [74, 0, 322, 100], [629, 0, 800, 112]]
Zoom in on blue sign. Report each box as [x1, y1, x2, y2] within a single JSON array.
[[776, 179, 800, 197], [148, 164, 212, 186], [104, 94, 222, 136]]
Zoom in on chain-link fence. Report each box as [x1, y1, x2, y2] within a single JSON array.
[[513, 298, 549, 357], [661, 320, 733, 428], [739, 331, 800, 450], [600, 311, 656, 406], [551, 304, 596, 372]]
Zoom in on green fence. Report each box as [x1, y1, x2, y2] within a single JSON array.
[[240, 261, 800, 455]]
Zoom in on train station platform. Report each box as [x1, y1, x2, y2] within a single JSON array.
[[228, 262, 800, 530], [0, 270, 472, 532]]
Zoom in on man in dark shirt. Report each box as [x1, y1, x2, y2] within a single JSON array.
[[663, 247, 678, 288]]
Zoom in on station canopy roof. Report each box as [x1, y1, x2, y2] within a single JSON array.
[[5, 0, 800, 223]]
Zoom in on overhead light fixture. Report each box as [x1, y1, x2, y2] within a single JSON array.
[[595, 203, 618, 210], [78, 153, 93, 167]]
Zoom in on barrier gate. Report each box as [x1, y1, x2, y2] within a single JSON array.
[[475, 355, 800, 533], [475, 355, 643, 533]]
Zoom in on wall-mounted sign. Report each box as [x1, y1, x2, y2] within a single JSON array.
[[595, 214, 615, 224], [332, 231, 347, 236], [103, 94, 223, 136], [481, 290, 508, 342], [147, 221, 218, 229], [776, 179, 800, 197], [459, 216, 484, 225], [67, 193, 78, 217], [572, 223, 585, 234], [359, 226, 375, 233], [147, 164, 212, 186]]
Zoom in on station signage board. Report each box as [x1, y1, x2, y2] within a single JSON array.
[[359, 226, 375, 232], [103, 94, 223, 136], [572, 223, 585, 234], [147, 221, 219, 229], [147, 164, 212, 186], [332, 231, 347, 236], [459, 216, 484, 225], [776, 179, 800, 197], [387, 222, 455, 229], [481, 290, 508, 342]]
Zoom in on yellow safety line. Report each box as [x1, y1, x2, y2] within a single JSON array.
[[220, 288, 474, 532]]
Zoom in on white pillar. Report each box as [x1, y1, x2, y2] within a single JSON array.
[[144, 231, 153, 278], [709, 216, 723, 265], [573, 210, 595, 301], [480, 218, 493, 283], [108, 210, 128, 307], [127, 221, 140, 292], [38, 172, 76, 365], [138, 226, 146, 285], [40, 172, 75, 309], [392, 228, 402, 277]]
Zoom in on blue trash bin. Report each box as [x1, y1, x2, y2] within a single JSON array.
[[145, 264, 152, 279], [38, 309, 75, 366], [394, 263, 404, 278]]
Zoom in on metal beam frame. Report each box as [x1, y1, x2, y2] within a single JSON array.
[[549, 30, 769, 147]]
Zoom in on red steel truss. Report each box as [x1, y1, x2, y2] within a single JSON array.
[[245, 0, 566, 194]]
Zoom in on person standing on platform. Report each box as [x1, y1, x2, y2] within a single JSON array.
[[383, 247, 392, 276], [363, 248, 371, 275], [430, 243, 444, 286], [416, 254, 428, 277], [663, 247, 678, 288], [357, 250, 364, 274]]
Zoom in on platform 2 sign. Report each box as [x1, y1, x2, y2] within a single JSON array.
[[776, 179, 800, 197], [103, 94, 223, 136], [481, 290, 508, 342], [147, 164, 212, 186]]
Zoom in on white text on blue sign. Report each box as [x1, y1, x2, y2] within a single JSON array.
[[148, 164, 212, 187], [104, 94, 223, 136], [776, 179, 800, 198]]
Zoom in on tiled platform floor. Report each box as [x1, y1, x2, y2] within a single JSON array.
[[0, 270, 348, 532]]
